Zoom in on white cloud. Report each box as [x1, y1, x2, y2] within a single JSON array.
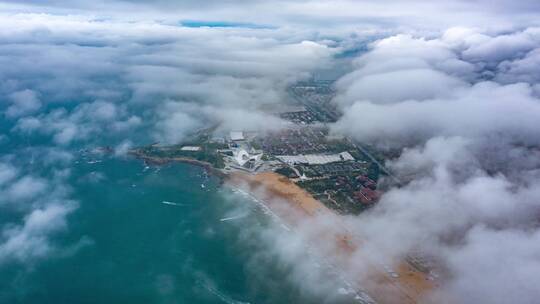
[[0, 161, 81, 266], [0, 202, 77, 264], [153, 101, 204, 144], [5, 89, 41, 118], [114, 140, 133, 156], [461, 29, 540, 63], [0, 13, 336, 146], [4, 176, 47, 202], [1, 3, 540, 303], [333, 29, 540, 146], [0, 163, 18, 186], [330, 27, 540, 303], [334, 81, 540, 145], [336, 68, 466, 105], [439, 226, 540, 304]]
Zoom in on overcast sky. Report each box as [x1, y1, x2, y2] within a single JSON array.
[[3, 0, 540, 31]]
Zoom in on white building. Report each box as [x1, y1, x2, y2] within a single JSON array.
[[180, 146, 201, 151], [233, 148, 262, 166], [229, 131, 244, 141], [277, 151, 354, 165]]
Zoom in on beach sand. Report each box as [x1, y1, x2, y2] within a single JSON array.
[[228, 171, 436, 304], [241, 172, 327, 215]]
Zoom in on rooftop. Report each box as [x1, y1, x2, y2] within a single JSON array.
[[229, 131, 245, 141]]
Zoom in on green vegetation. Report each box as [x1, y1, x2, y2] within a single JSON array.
[[298, 178, 334, 193], [367, 163, 380, 182], [324, 139, 354, 153], [138, 142, 226, 169], [249, 141, 262, 150], [349, 149, 367, 162], [275, 166, 299, 178], [297, 174, 372, 215]]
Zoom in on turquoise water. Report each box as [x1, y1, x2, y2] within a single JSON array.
[[0, 153, 343, 304]]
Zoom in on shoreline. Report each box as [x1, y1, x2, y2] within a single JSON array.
[[129, 151, 228, 179], [225, 171, 435, 304], [130, 153, 435, 303]]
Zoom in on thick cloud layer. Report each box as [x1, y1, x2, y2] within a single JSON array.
[[2, 1, 540, 303], [0, 13, 335, 145], [333, 28, 540, 146], [332, 27, 540, 303], [4, 0, 540, 32]]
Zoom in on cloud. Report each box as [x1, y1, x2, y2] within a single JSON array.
[[206, 107, 290, 135], [336, 68, 466, 105], [325, 135, 540, 304], [0, 159, 80, 266], [153, 101, 204, 144], [3, 0, 540, 32], [0, 163, 18, 186], [334, 81, 540, 146], [330, 27, 540, 303], [223, 187, 361, 303], [0, 13, 335, 146], [496, 47, 540, 84], [0, 202, 77, 264], [114, 140, 133, 156], [12, 100, 140, 145], [5, 89, 41, 118], [333, 28, 540, 146], [4, 175, 47, 202], [461, 28, 540, 64], [2, 2, 540, 303], [153, 101, 290, 144], [438, 226, 540, 304]]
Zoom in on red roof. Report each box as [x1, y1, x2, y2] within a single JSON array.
[[353, 187, 381, 205]]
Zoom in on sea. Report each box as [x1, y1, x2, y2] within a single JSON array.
[[0, 148, 353, 304]]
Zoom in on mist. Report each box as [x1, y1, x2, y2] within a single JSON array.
[[2, 1, 540, 303]]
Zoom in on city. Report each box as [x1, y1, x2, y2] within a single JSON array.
[[132, 81, 389, 215]]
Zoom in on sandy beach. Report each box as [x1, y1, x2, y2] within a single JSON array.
[[233, 172, 326, 214], [227, 171, 436, 304]]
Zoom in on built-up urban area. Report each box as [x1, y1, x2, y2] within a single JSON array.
[[133, 81, 390, 215]]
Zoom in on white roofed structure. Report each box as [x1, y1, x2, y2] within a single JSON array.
[[232, 148, 262, 166], [180, 146, 201, 151], [229, 131, 244, 141], [277, 152, 354, 165]]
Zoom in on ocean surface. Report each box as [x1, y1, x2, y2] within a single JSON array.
[[0, 151, 346, 304]]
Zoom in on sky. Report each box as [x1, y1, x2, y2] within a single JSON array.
[[2, 1, 540, 303]]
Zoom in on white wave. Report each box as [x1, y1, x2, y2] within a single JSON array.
[[160, 201, 188, 207], [203, 282, 250, 304], [220, 213, 248, 222], [227, 186, 291, 231]]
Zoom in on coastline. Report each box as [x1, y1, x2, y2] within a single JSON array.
[[228, 171, 327, 216], [129, 151, 228, 179], [225, 171, 435, 304], [129, 153, 435, 303]]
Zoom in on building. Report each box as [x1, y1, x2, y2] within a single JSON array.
[[277, 151, 354, 165], [354, 187, 380, 205], [229, 131, 244, 141], [180, 146, 201, 151], [232, 148, 262, 167]]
